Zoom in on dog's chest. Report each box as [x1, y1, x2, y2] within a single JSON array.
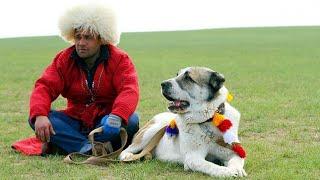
[[199, 123, 223, 142], [179, 122, 222, 146]]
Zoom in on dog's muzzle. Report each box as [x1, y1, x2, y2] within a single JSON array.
[[161, 81, 190, 113]]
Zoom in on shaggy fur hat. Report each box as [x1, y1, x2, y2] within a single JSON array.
[[58, 3, 120, 45]]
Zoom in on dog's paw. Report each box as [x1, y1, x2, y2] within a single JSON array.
[[119, 151, 134, 161], [234, 168, 247, 177], [226, 156, 247, 177], [217, 167, 247, 178], [222, 168, 240, 177], [228, 167, 247, 177], [207, 167, 240, 178]]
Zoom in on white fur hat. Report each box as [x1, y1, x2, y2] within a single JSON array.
[[58, 3, 121, 45]]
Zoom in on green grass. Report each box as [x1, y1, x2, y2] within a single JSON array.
[[1, 26, 319, 179]]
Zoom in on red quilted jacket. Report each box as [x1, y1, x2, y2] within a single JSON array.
[[29, 44, 139, 128]]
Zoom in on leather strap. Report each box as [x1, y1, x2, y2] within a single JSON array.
[[64, 126, 167, 165], [121, 126, 166, 162], [63, 127, 127, 165]]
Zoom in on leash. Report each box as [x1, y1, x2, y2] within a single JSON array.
[[63, 126, 167, 165], [121, 126, 166, 162], [63, 127, 127, 165]]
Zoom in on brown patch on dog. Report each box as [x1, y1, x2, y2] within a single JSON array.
[[188, 67, 212, 86], [175, 67, 213, 91], [132, 118, 156, 144]]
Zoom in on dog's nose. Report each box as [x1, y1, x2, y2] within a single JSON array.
[[161, 81, 172, 90]]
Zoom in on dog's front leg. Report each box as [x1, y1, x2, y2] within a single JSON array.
[[184, 153, 238, 177], [225, 155, 247, 177]]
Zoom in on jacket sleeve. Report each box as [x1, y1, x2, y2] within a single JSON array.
[[29, 52, 65, 123], [111, 54, 139, 124]]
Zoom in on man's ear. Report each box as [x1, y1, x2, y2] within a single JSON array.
[[209, 71, 225, 92]]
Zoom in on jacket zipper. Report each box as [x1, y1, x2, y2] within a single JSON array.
[[85, 69, 95, 106]]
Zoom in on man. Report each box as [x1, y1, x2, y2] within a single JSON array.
[[28, 4, 139, 154]]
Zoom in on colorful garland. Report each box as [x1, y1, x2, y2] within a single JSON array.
[[212, 111, 246, 158], [164, 92, 246, 158], [212, 93, 246, 158]]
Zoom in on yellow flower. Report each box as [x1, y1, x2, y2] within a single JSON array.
[[227, 93, 233, 102]]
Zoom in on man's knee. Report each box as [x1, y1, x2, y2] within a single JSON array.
[[50, 111, 82, 131], [127, 112, 139, 134], [28, 111, 64, 129], [47, 111, 66, 128], [127, 112, 139, 131]]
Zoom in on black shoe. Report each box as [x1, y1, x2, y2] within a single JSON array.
[[41, 142, 66, 156]]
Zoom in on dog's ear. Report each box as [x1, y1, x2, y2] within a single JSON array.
[[209, 71, 225, 92]]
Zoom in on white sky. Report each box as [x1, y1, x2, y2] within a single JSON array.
[[0, 0, 320, 38]]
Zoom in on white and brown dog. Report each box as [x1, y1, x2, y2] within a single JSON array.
[[120, 67, 247, 177]]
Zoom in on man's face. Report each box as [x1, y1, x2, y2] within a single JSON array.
[[74, 30, 102, 58]]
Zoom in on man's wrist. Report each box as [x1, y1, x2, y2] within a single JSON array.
[[35, 116, 48, 122], [106, 114, 122, 128]]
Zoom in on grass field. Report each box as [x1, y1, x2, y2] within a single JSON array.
[[0, 26, 319, 179]]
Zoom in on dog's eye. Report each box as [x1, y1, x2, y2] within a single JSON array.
[[184, 73, 196, 83]]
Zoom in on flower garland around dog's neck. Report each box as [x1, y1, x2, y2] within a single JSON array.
[[212, 93, 246, 158]]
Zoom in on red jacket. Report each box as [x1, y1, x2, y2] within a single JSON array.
[[29, 44, 139, 128]]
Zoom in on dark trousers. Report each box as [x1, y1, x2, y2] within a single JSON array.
[[29, 110, 139, 154]]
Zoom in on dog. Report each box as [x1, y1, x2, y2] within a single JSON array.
[[120, 67, 247, 177]]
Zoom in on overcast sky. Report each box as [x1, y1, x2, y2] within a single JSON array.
[[0, 0, 319, 38]]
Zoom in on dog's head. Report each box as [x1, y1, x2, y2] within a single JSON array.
[[161, 67, 229, 123]]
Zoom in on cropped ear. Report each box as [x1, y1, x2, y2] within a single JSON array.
[[209, 71, 225, 92]]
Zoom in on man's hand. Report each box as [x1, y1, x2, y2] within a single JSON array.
[[100, 114, 122, 137], [34, 116, 56, 142]]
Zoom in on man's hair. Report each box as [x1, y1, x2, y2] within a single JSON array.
[[74, 27, 100, 40], [58, 3, 120, 45]]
